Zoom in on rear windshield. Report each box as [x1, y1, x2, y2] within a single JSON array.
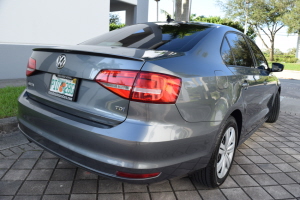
[[81, 23, 214, 52]]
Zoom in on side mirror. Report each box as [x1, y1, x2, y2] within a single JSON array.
[[271, 63, 284, 72]]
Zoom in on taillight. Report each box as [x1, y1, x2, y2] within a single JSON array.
[[116, 171, 160, 179], [95, 70, 181, 104], [26, 57, 36, 76], [95, 70, 139, 98], [132, 72, 181, 103]]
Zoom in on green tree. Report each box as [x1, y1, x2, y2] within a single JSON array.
[[218, 0, 295, 61], [287, 48, 297, 55], [274, 48, 283, 55], [282, 0, 300, 34], [109, 13, 125, 31], [190, 15, 256, 39], [190, 14, 205, 21], [109, 13, 120, 24], [282, 0, 300, 59]]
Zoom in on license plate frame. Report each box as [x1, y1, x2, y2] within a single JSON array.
[[48, 74, 79, 101]]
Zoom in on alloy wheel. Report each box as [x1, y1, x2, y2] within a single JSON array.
[[216, 127, 236, 179]]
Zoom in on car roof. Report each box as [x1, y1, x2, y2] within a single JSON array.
[[143, 21, 240, 33], [142, 21, 219, 27]]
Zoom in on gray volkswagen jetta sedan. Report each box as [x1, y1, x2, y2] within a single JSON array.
[[18, 22, 283, 188]]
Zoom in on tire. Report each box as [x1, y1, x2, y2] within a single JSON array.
[[266, 92, 280, 123], [190, 116, 238, 188]]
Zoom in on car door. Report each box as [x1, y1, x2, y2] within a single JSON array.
[[224, 32, 266, 134], [246, 37, 278, 114]]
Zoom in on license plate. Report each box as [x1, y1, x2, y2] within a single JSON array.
[[48, 74, 78, 101]]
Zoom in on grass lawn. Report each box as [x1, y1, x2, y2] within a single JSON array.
[[269, 62, 300, 71], [0, 86, 26, 119], [282, 63, 300, 71]]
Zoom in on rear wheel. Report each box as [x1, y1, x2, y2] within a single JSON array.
[[266, 92, 280, 123], [191, 116, 237, 188]]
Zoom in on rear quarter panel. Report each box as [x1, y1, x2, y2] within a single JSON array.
[[142, 26, 243, 123]]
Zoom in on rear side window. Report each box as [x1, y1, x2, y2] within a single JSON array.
[[221, 38, 236, 65], [246, 38, 269, 69], [81, 23, 214, 52], [225, 32, 254, 67]]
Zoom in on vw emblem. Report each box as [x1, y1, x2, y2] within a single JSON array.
[[56, 54, 66, 69]]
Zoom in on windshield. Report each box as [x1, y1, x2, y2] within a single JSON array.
[[81, 23, 214, 52]]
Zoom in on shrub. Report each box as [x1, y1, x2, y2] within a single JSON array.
[[264, 54, 298, 63], [286, 57, 298, 63], [109, 23, 125, 31]]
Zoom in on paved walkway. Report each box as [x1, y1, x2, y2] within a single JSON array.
[[273, 70, 300, 80], [0, 112, 300, 200], [0, 79, 26, 89]]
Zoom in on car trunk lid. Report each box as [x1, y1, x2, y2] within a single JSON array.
[[26, 46, 147, 126]]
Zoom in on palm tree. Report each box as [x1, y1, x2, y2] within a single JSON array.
[[175, 0, 191, 21]]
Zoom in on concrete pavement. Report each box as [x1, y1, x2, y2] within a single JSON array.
[[0, 112, 299, 199], [279, 79, 300, 116], [0, 79, 26, 89], [274, 70, 300, 80]]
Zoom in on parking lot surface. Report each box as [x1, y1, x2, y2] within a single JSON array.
[[0, 112, 300, 200]]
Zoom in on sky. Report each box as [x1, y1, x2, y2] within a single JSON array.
[[155, 0, 224, 19], [111, 0, 298, 53], [191, 0, 225, 18]]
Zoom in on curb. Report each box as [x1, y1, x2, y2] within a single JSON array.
[[0, 117, 18, 136]]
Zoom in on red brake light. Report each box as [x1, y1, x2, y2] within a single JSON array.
[[132, 72, 181, 103], [95, 70, 181, 104], [26, 57, 36, 76], [116, 171, 160, 179], [95, 70, 139, 98]]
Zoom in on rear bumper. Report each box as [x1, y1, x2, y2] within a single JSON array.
[[18, 90, 219, 184]]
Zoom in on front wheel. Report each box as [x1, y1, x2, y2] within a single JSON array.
[[191, 116, 237, 188]]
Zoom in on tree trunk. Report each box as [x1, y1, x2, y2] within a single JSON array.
[[269, 39, 275, 61], [175, 0, 190, 21], [296, 34, 300, 59]]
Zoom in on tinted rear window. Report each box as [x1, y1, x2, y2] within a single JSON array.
[[225, 32, 254, 67], [221, 37, 236, 65], [246, 38, 268, 68], [81, 23, 214, 52]]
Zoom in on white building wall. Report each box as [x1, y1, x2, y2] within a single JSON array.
[[147, 0, 159, 22], [0, 44, 52, 79], [136, 0, 177, 23], [136, 0, 157, 23], [296, 35, 300, 59], [117, 0, 137, 5], [0, 0, 110, 45]]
